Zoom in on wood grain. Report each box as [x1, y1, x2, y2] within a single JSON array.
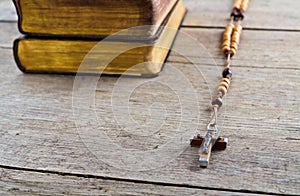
[[0, 0, 17, 22], [171, 28, 300, 70], [0, 167, 260, 196], [182, 0, 300, 31], [0, 23, 18, 48], [0, 28, 299, 194]]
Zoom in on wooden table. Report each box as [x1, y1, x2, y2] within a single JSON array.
[[0, 0, 299, 195]]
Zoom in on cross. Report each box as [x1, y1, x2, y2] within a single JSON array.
[[190, 124, 228, 168]]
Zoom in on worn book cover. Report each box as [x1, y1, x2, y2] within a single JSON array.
[[13, 0, 178, 39], [14, 0, 187, 76]]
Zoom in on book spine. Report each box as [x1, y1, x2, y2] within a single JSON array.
[[13, 38, 27, 73], [12, 0, 27, 35]]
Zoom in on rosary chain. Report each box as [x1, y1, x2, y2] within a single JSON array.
[[208, 0, 248, 128]]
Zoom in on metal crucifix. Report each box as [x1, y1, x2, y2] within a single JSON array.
[[190, 123, 228, 167]]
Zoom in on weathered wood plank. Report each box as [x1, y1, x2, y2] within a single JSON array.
[[1, 0, 300, 31], [0, 0, 17, 22], [1, 168, 258, 196], [0, 44, 299, 195], [0, 4, 299, 195], [0, 23, 18, 49], [171, 28, 300, 70], [182, 0, 300, 31]]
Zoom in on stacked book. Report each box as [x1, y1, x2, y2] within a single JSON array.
[[13, 0, 187, 76]]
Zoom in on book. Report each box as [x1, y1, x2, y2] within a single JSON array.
[[13, 0, 187, 76], [13, 0, 178, 39]]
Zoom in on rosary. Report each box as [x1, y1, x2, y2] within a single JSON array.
[[190, 0, 249, 168]]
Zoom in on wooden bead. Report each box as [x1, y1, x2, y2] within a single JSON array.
[[230, 48, 237, 56], [222, 40, 231, 54], [222, 41, 230, 46], [232, 37, 240, 43], [222, 24, 242, 56], [231, 40, 239, 46], [222, 40, 230, 46], [223, 39, 230, 44], [223, 34, 231, 40], [230, 43, 238, 52], [222, 46, 230, 50], [224, 31, 232, 36], [225, 24, 234, 32], [232, 37, 240, 44], [228, 25, 243, 56], [240, 0, 249, 13], [224, 34, 231, 39], [222, 45, 230, 50], [217, 86, 227, 96], [223, 25, 234, 41], [230, 42, 238, 50], [222, 46, 230, 53], [233, 0, 242, 11], [223, 36, 231, 41], [223, 33, 232, 38], [234, 25, 243, 33], [221, 78, 231, 85], [232, 31, 240, 40], [222, 23, 235, 55], [222, 44, 230, 49], [219, 81, 229, 90], [223, 32, 232, 36]]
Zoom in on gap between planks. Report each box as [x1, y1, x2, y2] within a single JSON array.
[[0, 164, 293, 196], [1, 20, 300, 33], [181, 25, 300, 33]]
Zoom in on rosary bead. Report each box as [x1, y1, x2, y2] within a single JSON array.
[[230, 48, 237, 56], [219, 81, 229, 90], [222, 41, 230, 46], [240, 0, 249, 13], [222, 67, 232, 78], [223, 43, 230, 49], [222, 24, 234, 55], [232, 35, 240, 44], [232, 31, 238, 36], [221, 78, 231, 85], [228, 24, 242, 56], [233, 0, 242, 11], [225, 23, 234, 32], [222, 46, 230, 54], [234, 24, 243, 33], [232, 31, 241, 40], [230, 42, 239, 50], [223, 35, 231, 41], [212, 97, 223, 107], [230, 11, 244, 21], [217, 86, 227, 96], [222, 44, 230, 54]]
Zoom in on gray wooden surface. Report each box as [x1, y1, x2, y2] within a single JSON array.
[[0, 0, 299, 195], [1, 167, 261, 196]]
